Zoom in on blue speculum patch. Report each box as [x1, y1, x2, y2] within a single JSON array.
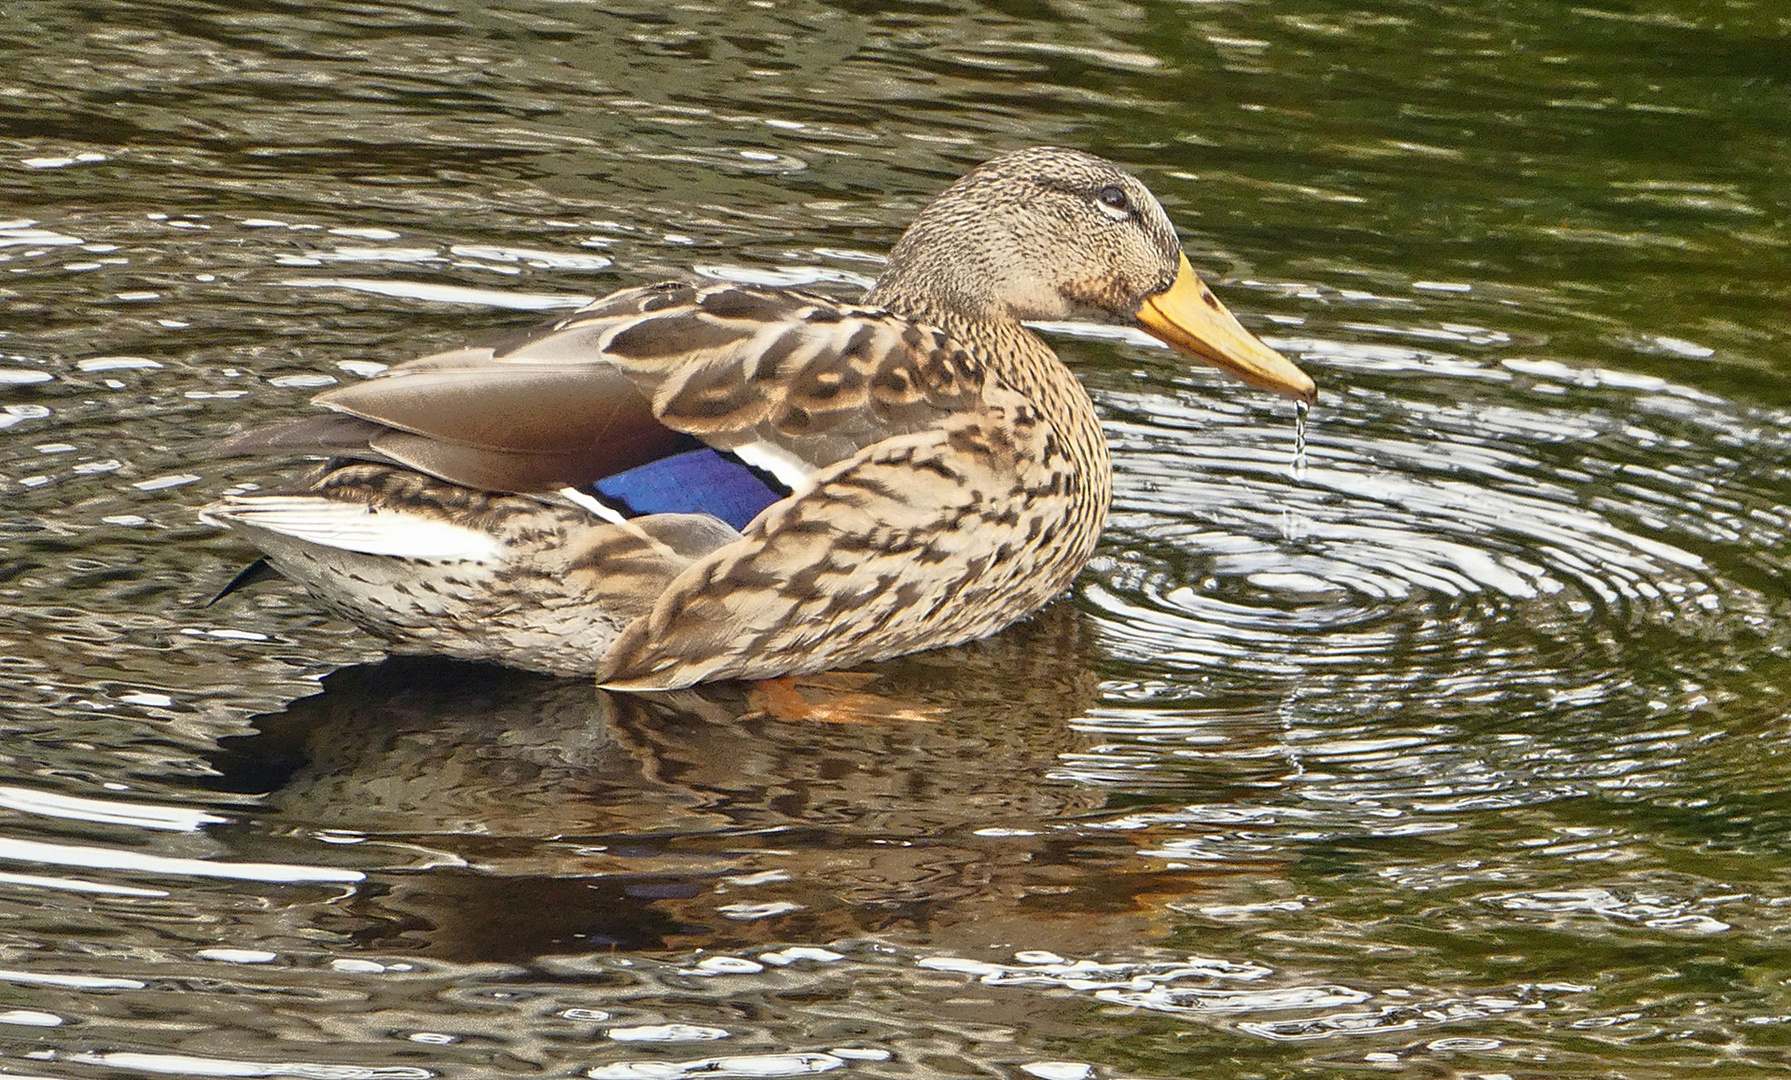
[[590, 447, 788, 530]]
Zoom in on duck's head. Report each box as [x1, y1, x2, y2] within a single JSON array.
[[867, 146, 1316, 404]]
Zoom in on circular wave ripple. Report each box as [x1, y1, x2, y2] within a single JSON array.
[[1084, 342, 1791, 725]]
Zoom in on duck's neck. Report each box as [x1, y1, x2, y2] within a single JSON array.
[[861, 287, 991, 335], [865, 266, 1008, 327], [865, 195, 1067, 325]]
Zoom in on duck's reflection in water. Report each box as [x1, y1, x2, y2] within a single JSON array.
[[204, 605, 1267, 962]]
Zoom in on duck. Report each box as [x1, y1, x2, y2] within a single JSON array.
[[201, 146, 1316, 691]]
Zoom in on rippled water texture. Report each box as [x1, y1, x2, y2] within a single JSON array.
[[2, 1, 1790, 1077]]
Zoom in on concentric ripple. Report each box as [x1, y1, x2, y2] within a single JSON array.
[[1080, 334, 1791, 727]]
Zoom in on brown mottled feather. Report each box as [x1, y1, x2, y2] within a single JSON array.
[[201, 147, 1312, 687], [594, 309, 1110, 688], [231, 284, 986, 493]]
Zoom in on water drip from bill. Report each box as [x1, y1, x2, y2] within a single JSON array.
[[1289, 398, 1310, 481]]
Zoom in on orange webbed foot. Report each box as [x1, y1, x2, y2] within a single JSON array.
[[745, 673, 943, 725]]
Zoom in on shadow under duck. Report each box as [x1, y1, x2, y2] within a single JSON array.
[[203, 147, 1316, 690]]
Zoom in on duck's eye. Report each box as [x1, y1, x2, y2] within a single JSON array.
[[1095, 184, 1132, 218]]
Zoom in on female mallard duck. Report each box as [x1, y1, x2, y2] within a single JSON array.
[[203, 147, 1315, 690]]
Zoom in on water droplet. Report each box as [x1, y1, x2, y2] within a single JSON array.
[[1290, 399, 1310, 480]]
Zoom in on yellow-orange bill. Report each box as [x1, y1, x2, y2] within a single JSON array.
[[1136, 254, 1316, 404]]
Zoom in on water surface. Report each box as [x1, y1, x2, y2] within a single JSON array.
[[2, 1, 1789, 1077]]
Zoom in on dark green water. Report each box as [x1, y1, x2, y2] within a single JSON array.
[[2, 1, 1789, 1077]]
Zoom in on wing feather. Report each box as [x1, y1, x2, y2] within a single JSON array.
[[223, 282, 988, 499]]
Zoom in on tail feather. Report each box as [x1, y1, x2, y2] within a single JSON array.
[[205, 557, 281, 606], [201, 495, 503, 560]]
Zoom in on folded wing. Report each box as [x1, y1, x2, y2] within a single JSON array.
[[221, 282, 988, 507]]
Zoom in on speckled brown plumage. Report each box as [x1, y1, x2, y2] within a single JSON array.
[[202, 147, 1315, 688]]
